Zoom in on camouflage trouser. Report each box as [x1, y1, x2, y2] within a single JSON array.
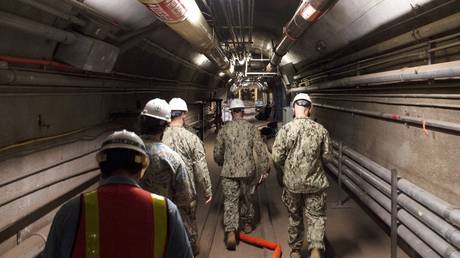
[[222, 177, 256, 232], [281, 188, 327, 251], [178, 201, 198, 251]]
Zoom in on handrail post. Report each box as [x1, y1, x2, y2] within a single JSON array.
[[391, 168, 399, 258], [338, 142, 344, 206]]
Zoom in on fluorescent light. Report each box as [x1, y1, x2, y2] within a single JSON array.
[[300, 3, 318, 21], [181, 0, 202, 25], [193, 54, 208, 66]]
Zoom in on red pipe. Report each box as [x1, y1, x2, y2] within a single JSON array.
[[239, 233, 282, 258], [0, 55, 77, 71]]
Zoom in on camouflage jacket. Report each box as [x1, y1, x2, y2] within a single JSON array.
[[272, 117, 332, 193], [140, 135, 197, 208], [162, 125, 212, 198], [213, 119, 269, 178]]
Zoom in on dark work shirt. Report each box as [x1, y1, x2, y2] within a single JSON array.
[[42, 176, 193, 258]]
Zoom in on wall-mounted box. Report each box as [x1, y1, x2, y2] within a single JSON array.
[[56, 34, 119, 73]]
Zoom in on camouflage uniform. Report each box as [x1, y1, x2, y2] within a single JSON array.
[[139, 136, 198, 250], [162, 125, 212, 252], [272, 117, 332, 251], [214, 119, 269, 232], [162, 125, 212, 198], [184, 124, 198, 136]]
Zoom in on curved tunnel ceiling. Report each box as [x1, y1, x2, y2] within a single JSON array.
[[46, 0, 460, 77]]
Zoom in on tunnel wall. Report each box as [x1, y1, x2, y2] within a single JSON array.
[[0, 70, 214, 256], [286, 14, 460, 207], [311, 90, 460, 206]]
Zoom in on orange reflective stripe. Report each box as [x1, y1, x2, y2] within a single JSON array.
[[84, 191, 100, 258], [152, 194, 168, 258]]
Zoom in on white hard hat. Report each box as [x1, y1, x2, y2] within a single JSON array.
[[229, 98, 245, 110], [141, 98, 171, 122], [97, 130, 149, 168], [169, 98, 188, 112], [291, 93, 312, 107]]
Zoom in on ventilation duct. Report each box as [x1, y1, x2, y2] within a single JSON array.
[[267, 0, 338, 70], [138, 0, 231, 74]]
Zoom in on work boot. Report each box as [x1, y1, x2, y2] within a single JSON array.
[[310, 248, 322, 258], [225, 231, 237, 250], [243, 223, 253, 234], [290, 250, 301, 258]]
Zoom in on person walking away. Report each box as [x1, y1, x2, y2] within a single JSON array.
[[213, 98, 270, 250], [272, 93, 332, 258], [138, 98, 197, 256], [162, 97, 213, 255]]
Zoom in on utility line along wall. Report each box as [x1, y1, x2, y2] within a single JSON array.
[[311, 92, 460, 206]]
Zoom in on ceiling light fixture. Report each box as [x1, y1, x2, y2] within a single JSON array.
[[193, 54, 208, 66]]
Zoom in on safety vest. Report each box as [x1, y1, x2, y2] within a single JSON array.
[[71, 184, 168, 258]]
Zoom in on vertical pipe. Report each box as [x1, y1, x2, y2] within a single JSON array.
[[391, 169, 398, 258], [338, 142, 344, 206]]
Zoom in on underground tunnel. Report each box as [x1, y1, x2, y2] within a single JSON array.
[[0, 0, 460, 257]]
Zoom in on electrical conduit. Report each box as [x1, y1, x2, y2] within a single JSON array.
[[137, 0, 231, 73]]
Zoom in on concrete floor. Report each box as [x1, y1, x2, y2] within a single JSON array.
[[193, 129, 410, 258]]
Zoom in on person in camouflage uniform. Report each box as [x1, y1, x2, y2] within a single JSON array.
[[162, 98, 213, 255], [213, 98, 270, 250], [272, 93, 332, 258], [138, 98, 198, 255]]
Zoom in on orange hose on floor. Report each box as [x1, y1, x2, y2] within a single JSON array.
[[239, 233, 282, 258]]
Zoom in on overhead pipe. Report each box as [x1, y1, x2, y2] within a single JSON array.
[[295, 10, 460, 79], [311, 93, 460, 100], [296, 30, 460, 81], [267, 0, 338, 70], [0, 69, 209, 91], [311, 96, 460, 110], [290, 60, 460, 93], [17, 0, 87, 27], [314, 103, 460, 134], [0, 11, 77, 44], [218, 0, 240, 57], [0, 55, 76, 71], [60, 0, 126, 30], [138, 0, 231, 73]]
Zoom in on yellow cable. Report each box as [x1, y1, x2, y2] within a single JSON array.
[[0, 124, 108, 153]]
